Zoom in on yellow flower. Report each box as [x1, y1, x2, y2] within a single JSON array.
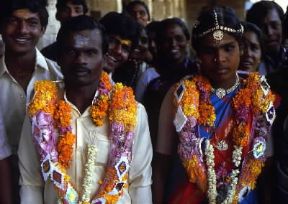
[[28, 80, 58, 116], [90, 72, 112, 126]]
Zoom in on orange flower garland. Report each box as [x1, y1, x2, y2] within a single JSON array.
[[175, 76, 216, 127], [175, 72, 275, 203], [90, 72, 113, 126], [28, 71, 137, 204], [109, 83, 137, 131], [28, 80, 58, 117]]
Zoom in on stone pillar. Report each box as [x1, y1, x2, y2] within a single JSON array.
[[89, 0, 118, 19], [37, 0, 60, 50]]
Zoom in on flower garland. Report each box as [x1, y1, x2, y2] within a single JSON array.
[[28, 71, 137, 204], [90, 72, 113, 126], [174, 73, 275, 203], [81, 145, 97, 203]]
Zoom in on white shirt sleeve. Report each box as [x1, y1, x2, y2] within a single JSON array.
[[0, 109, 11, 160], [18, 115, 44, 204], [128, 103, 153, 204]]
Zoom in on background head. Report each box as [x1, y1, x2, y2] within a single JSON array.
[[240, 22, 263, 72], [156, 17, 190, 64], [56, 0, 88, 23], [0, 0, 48, 54], [100, 12, 142, 72], [246, 1, 284, 54], [146, 20, 160, 62], [124, 0, 150, 26], [0, 0, 49, 28], [56, 15, 107, 86]]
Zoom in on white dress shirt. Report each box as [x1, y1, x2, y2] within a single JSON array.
[[0, 49, 63, 154], [0, 108, 11, 160]]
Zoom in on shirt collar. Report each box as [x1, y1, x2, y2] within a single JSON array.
[[35, 48, 50, 71], [63, 89, 99, 117], [0, 48, 50, 77]]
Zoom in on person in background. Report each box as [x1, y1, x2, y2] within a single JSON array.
[[268, 16, 288, 204], [153, 6, 275, 204], [99, 12, 142, 77], [275, 115, 288, 204], [239, 22, 263, 73], [113, 25, 152, 91], [0, 0, 63, 202], [143, 17, 196, 147], [124, 0, 150, 27], [18, 15, 152, 204], [134, 21, 161, 102], [41, 0, 88, 61], [146, 21, 160, 65], [246, 1, 288, 75], [0, 109, 12, 204]]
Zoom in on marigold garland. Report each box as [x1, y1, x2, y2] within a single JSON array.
[[90, 72, 113, 126], [28, 80, 58, 116], [28, 71, 137, 204], [174, 72, 275, 203], [109, 83, 137, 131]]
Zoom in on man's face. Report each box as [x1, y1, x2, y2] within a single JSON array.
[[58, 29, 104, 87], [197, 32, 240, 87], [104, 35, 132, 73], [259, 8, 282, 54], [57, 2, 85, 23], [1, 9, 45, 55]]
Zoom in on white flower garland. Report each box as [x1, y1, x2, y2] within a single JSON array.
[[205, 140, 243, 204], [81, 145, 98, 203], [205, 140, 217, 204]]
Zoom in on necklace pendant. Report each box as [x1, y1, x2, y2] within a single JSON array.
[[215, 88, 226, 99], [216, 140, 228, 151]]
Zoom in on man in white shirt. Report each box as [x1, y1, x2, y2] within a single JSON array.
[[18, 15, 152, 204], [0, 0, 62, 202]]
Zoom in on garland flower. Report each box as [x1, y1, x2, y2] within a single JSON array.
[[28, 71, 137, 204], [174, 73, 275, 204], [92, 83, 137, 203], [90, 72, 113, 126]]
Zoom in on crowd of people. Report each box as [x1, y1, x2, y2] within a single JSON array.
[[0, 0, 288, 204]]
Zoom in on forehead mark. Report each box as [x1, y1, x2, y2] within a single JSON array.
[[73, 34, 90, 47], [72, 30, 101, 47]]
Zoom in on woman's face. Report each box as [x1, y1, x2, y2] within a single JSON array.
[[240, 31, 262, 72], [197, 32, 240, 88], [158, 24, 188, 64]]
